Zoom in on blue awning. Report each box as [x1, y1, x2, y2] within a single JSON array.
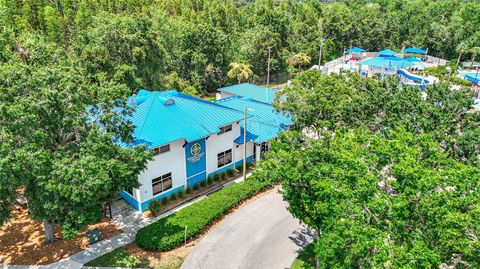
[[378, 49, 397, 57], [402, 47, 427, 55], [404, 57, 423, 63], [357, 57, 414, 69], [347, 47, 365, 53]]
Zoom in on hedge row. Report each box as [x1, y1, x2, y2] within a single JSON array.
[[135, 179, 272, 251]]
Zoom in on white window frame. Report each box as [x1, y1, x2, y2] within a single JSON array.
[[152, 172, 173, 196], [218, 124, 232, 135], [217, 149, 233, 168], [151, 144, 170, 156]]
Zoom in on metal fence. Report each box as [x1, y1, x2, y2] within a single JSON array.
[[249, 72, 294, 89]]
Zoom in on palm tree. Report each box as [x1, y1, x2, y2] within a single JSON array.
[[456, 42, 468, 66], [469, 47, 480, 67], [286, 53, 312, 70], [227, 62, 253, 84]]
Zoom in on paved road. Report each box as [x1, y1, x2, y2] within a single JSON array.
[[181, 190, 314, 269]]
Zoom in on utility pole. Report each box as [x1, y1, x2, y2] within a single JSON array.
[[243, 107, 247, 180], [267, 46, 273, 88]]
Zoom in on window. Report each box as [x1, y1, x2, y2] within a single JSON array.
[[217, 149, 232, 167], [151, 144, 170, 155], [152, 172, 173, 195], [260, 142, 269, 159], [126, 189, 134, 196], [260, 142, 269, 153], [219, 124, 232, 134]]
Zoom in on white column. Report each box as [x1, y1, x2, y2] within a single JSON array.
[[255, 143, 261, 161]]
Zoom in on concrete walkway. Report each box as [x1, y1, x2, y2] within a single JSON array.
[[1, 173, 251, 269], [181, 190, 315, 269]]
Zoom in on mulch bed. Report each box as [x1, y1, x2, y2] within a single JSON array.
[[0, 207, 122, 265]]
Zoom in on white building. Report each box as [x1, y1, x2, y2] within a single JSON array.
[[120, 89, 291, 211]]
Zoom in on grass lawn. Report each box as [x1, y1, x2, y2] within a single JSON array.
[[85, 241, 193, 269], [291, 241, 316, 269], [85, 248, 147, 268]]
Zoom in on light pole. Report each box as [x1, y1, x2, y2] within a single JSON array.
[[243, 107, 248, 180], [242, 107, 254, 180], [267, 46, 273, 88]]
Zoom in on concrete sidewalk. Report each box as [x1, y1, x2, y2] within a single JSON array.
[[1, 173, 251, 269]]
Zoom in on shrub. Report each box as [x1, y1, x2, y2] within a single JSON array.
[[450, 77, 472, 86], [200, 180, 207, 187], [170, 192, 178, 201], [161, 197, 170, 205], [207, 176, 214, 185], [213, 173, 222, 182], [226, 168, 236, 178], [178, 189, 186, 198], [185, 187, 192, 194], [148, 200, 162, 217], [193, 183, 200, 190], [135, 179, 272, 251]]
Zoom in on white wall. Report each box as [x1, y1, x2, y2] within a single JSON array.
[[217, 91, 235, 100], [136, 139, 186, 203], [233, 141, 254, 165], [206, 122, 241, 174]]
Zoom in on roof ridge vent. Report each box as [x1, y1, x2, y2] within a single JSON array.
[[158, 96, 175, 106]]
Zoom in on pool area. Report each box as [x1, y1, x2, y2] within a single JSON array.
[[458, 72, 480, 79]]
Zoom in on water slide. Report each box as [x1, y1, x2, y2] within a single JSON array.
[[396, 69, 438, 85]]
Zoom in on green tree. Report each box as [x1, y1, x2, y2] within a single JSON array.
[[286, 53, 311, 73], [227, 62, 253, 83], [254, 129, 480, 268], [77, 12, 164, 90], [0, 63, 150, 243], [456, 41, 469, 65], [469, 47, 480, 66], [276, 70, 480, 164], [43, 6, 62, 43]]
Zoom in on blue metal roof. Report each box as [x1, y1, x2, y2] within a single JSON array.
[[127, 90, 244, 149], [402, 47, 427, 54], [347, 47, 365, 53], [357, 56, 414, 69], [403, 57, 423, 63], [378, 49, 398, 56], [217, 83, 277, 103], [214, 96, 292, 144]]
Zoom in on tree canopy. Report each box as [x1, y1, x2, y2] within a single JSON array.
[[253, 129, 480, 268], [2, 0, 480, 92], [276, 71, 480, 164], [0, 62, 150, 242], [253, 71, 480, 267]]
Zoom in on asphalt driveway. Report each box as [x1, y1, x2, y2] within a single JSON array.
[[181, 189, 314, 269]]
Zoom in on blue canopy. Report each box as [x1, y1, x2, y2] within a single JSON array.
[[404, 57, 423, 63], [378, 49, 398, 57], [357, 56, 414, 69], [347, 47, 365, 53], [402, 47, 427, 55]]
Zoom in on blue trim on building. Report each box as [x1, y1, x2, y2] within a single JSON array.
[[119, 191, 140, 211], [187, 171, 207, 187], [140, 185, 185, 211], [185, 138, 207, 178]]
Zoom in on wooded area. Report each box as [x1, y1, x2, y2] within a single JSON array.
[[1, 0, 480, 93]]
